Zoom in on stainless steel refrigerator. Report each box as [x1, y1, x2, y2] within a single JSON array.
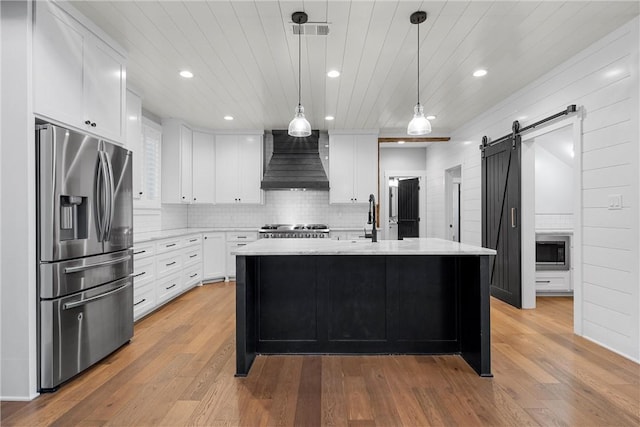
[[36, 123, 134, 391]]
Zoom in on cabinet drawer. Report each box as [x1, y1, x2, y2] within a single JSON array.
[[133, 241, 155, 259], [227, 232, 257, 242], [184, 265, 202, 289], [535, 272, 571, 291], [183, 247, 202, 267], [133, 284, 156, 321], [156, 273, 182, 304], [183, 234, 202, 247], [156, 251, 182, 276], [133, 257, 155, 289], [156, 238, 182, 254]]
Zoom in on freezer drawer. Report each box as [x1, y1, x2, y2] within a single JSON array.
[[39, 249, 133, 299], [39, 277, 133, 391]]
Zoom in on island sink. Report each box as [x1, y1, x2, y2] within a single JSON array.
[[234, 238, 495, 377]]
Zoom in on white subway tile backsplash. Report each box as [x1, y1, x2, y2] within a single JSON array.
[[188, 191, 367, 228]]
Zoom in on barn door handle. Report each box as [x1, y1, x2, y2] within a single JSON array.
[[511, 208, 517, 228]]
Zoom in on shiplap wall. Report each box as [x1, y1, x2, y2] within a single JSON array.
[[425, 17, 639, 361]]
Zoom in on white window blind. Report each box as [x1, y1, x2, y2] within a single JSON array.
[[139, 118, 162, 207]]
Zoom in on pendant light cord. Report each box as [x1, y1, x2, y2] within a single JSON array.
[[298, 23, 302, 107], [416, 21, 420, 105]]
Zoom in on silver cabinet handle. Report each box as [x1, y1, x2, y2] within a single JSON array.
[[511, 207, 517, 228], [189, 254, 198, 258], [134, 298, 146, 306], [166, 243, 177, 248], [64, 255, 130, 274], [63, 283, 128, 310], [237, 236, 247, 239], [536, 280, 551, 283], [134, 250, 146, 255], [133, 271, 146, 278], [166, 261, 177, 266], [190, 273, 198, 278], [166, 284, 177, 290], [189, 238, 198, 242]]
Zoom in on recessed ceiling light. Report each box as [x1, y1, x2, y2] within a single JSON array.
[[325, 116, 335, 121], [464, 141, 473, 145], [397, 140, 406, 145], [179, 70, 194, 78], [327, 70, 340, 78], [224, 115, 234, 121], [426, 115, 436, 120], [128, 115, 138, 121], [473, 69, 487, 77]]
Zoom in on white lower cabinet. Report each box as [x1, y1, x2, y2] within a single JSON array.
[[535, 270, 572, 292], [203, 232, 226, 282], [156, 273, 183, 305], [132, 242, 156, 321], [226, 232, 258, 280], [132, 233, 204, 321]]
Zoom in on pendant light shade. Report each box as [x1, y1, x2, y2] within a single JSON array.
[[407, 103, 431, 135], [289, 11, 311, 137], [288, 104, 311, 137], [407, 11, 431, 136]]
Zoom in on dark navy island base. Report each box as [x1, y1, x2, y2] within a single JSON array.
[[235, 249, 492, 378]]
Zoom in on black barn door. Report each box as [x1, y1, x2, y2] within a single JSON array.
[[482, 136, 521, 308], [398, 178, 420, 239]]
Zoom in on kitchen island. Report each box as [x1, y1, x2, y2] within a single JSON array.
[[234, 238, 496, 377]]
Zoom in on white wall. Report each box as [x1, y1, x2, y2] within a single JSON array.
[[425, 17, 640, 362], [535, 145, 573, 213], [1, 1, 38, 399]]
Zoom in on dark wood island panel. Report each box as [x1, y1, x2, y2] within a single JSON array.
[[236, 253, 491, 377]]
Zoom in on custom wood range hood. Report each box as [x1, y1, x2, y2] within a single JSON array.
[[261, 130, 329, 190]]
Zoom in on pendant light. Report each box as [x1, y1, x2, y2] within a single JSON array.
[[288, 11, 312, 137], [407, 11, 431, 136]]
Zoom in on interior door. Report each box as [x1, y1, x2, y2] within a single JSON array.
[[398, 178, 420, 239], [482, 135, 522, 308]]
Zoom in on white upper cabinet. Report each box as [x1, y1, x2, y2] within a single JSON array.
[[125, 90, 143, 199], [192, 132, 215, 204], [214, 133, 263, 204], [33, 1, 126, 143], [329, 132, 378, 204], [162, 119, 193, 204]]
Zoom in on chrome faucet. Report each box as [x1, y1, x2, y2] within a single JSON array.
[[367, 193, 378, 243]]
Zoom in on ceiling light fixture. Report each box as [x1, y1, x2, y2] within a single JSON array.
[[407, 11, 431, 136], [426, 115, 436, 120], [473, 69, 487, 77], [397, 140, 406, 144], [327, 70, 340, 78], [179, 70, 194, 79], [224, 115, 234, 121], [288, 11, 311, 137], [325, 115, 335, 121]]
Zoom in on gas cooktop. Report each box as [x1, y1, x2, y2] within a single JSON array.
[[259, 224, 330, 238]]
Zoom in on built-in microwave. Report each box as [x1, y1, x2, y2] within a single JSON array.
[[536, 234, 570, 270]]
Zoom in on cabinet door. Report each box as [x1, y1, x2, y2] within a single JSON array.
[[203, 233, 226, 280], [214, 135, 239, 203], [238, 135, 262, 204], [33, 1, 84, 128], [192, 132, 215, 204], [329, 135, 356, 203], [83, 36, 125, 141], [353, 134, 378, 203], [126, 91, 143, 199], [179, 125, 193, 203]]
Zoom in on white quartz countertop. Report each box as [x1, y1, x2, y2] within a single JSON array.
[[134, 227, 257, 243], [232, 238, 496, 256]]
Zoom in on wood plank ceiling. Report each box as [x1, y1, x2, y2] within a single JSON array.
[[69, 1, 639, 134]]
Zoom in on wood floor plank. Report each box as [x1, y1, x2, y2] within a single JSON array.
[[2, 287, 639, 427]]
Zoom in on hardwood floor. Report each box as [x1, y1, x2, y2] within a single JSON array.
[[2, 284, 639, 426]]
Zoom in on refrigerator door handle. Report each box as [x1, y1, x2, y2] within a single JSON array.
[[104, 150, 116, 240], [63, 255, 131, 274], [62, 283, 128, 310], [95, 152, 108, 241]]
